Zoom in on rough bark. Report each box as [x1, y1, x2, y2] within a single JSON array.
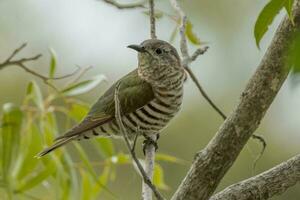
[[171, 1, 300, 200], [210, 154, 300, 200]]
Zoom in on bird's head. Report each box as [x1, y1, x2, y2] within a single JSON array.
[[128, 39, 183, 85]]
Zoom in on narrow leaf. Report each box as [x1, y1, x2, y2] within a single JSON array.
[[284, 0, 295, 24], [14, 124, 43, 181], [80, 170, 92, 200], [153, 164, 169, 190], [74, 143, 114, 196], [16, 161, 56, 192], [26, 81, 43, 110], [288, 32, 300, 76], [0, 103, 23, 182], [61, 75, 106, 96], [49, 48, 57, 79], [185, 20, 201, 45], [155, 153, 185, 164], [92, 165, 111, 198]]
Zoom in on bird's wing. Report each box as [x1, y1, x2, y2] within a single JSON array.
[[55, 69, 154, 140]]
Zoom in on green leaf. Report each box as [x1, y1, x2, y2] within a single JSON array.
[[92, 165, 111, 198], [49, 48, 57, 79], [16, 161, 56, 192], [288, 32, 300, 75], [42, 112, 58, 143], [13, 124, 43, 181], [93, 138, 115, 158], [185, 20, 201, 45], [284, 0, 295, 24], [26, 81, 33, 96], [155, 153, 185, 164], [68, 102, 89, 122], [153, 164, 169, 190], [26, 81, 43, 110], [0, 103, 23, 182], [254, 0, 294, 48], [61, 75, 106, 96], [61, 154, 79, 200], [80, 170, 92, 200], [74, 143, 113, 196]]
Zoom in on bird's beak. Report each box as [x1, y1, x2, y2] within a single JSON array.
[[127, 44, 146, 53]]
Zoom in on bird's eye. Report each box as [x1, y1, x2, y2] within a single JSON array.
[[155, 48, 162, 54]]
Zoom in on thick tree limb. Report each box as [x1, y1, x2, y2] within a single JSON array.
[[171, 1, 300, 199], [210, 154, 300, 200]]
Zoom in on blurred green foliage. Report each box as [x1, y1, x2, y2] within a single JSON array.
[[0, 52, 179, 200], [288, 31, 300, 75]]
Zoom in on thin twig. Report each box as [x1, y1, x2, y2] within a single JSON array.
[[149, 0, 156, 39], [0, 43, 82, 91], [114, 81, 165, 200], [185, 67, 227, 120], [251, 133, 267, 172], [4, 43, 27, 63], [102, 0, 146, 9], [66, 65, 93, 85]]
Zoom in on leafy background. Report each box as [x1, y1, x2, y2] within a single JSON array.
[[0, 0, 300, 199]]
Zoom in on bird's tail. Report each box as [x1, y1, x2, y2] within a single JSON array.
[[35, 136, 77, 158]]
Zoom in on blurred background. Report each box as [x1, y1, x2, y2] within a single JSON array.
[[0, 0, 299, 199]]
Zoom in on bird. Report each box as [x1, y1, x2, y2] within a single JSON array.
[[37, 39, 186, 157]]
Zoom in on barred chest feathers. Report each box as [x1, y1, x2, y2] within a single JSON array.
[[80, 69, 185, 140]]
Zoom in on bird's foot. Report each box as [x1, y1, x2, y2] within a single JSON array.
[[142, 134, 159, 155]]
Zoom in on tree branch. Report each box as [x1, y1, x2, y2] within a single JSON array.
[[142, 135, 157, 200], [149, 0, 157, 39], [142, 0, 157, 199], [0, 43, 81, 91], [114, 82, 165, 200], [171, 0, 300, 199], [210, 154, 300, 200]]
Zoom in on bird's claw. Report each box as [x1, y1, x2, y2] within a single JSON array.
[[142, 134, 159, 155]]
